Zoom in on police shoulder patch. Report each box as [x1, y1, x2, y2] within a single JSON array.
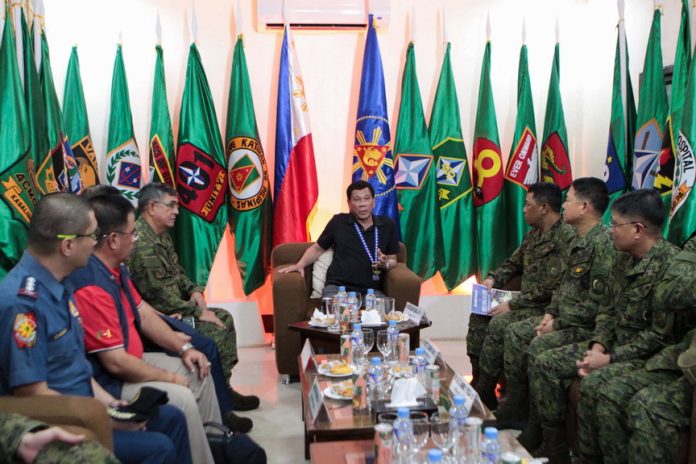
[[17, 276, 38, 299], [13, 312, 37, 348]]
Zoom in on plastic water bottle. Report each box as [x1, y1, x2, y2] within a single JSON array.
[[386, 320, 399, 363], [412, 347, 428, 388], [427, 448, 444, 463], [334, 286, 348, 309], [393, 408, 413, 464], [368, 356, 384, 407], [347, 291, 359, 323], [351, 323, 365, 367], [449, 396, 468, 461], [481, 427, 502, 464], [365, 288, 377, 311]]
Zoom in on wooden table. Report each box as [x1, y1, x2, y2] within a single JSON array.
[[299, 351, 494, 459], [289, 318, 432, 355]]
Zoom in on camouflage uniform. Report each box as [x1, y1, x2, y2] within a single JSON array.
[[127, 217, 238, 378], [532, 239, 680, 458], [473, 219, 574, 379], [0, 413, 118, 463], [503, 223, 615, 405]]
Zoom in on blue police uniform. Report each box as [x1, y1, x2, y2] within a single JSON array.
[[0, 251, 191, 464]]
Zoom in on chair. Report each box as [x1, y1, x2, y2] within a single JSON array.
[[271, 241, 422, 377], [0, 395, 113, 450]]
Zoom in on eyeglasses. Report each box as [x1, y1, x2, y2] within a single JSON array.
[[610, 221, 645, 230], [108, 230, 140, 241], [154, 200, 179, 209], [56, 227, 101, 241]]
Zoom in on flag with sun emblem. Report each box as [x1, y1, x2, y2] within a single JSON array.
[[352, 15, 400, 238], [106, 44, 142, 203], [225, 35, 272, 295]]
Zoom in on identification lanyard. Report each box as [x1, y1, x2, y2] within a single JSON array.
[[354, 222, 380, 281]]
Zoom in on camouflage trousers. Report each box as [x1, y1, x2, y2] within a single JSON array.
[[197, 307, 238, 380], [628, 376, 690, 463], [505, 316, 592, 400], [578, 363, 677, 464], [476, 309, 541, 378]]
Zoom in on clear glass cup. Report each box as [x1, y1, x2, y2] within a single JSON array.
[[321, 297, 333, 316], [363, 329, 375, 356], [374, 297, 386, 318], [327, 300, 340, 333], [383, 297, 395, 315], [376, 330, 391, 360], [411, 414, 430, 459], [430, 416, 454, 460]]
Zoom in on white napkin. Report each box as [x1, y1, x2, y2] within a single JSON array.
[[361, 309, 381, 325], [311, 309, 327, 322], [387, 377, 427, 407]]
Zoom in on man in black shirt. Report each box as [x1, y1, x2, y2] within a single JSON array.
[[279, 180, 400, 296]]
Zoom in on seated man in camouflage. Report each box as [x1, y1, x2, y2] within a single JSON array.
[[471, 182, 574, 409], [531, 189, 680, 463], [127, 183, 259, 413], [499, 178, 614, 441]]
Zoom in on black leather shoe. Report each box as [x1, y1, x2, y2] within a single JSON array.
[[230, 388, 260, 411], [223, 411, 253, 433]]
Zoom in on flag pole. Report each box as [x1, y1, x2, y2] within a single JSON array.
[[190, 0, 198, 44], [486, 11, 491, 42], [618, 0, 628, 148], [410, 5, 415, 43], [156, 9, 162, 46], [236, 0, 242, 39], [522, 18, 526, 45]]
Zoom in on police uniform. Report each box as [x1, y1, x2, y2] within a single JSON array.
[[127, 217, 238, 379], [0, 251, 189, 464]]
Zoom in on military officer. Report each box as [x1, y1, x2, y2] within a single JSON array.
[[127, 183, 259, 416], [472, 182, 574, 409]]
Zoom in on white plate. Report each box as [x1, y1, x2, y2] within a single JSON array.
[[317, 364, 356, 378], [308, 320, 329, 328], [360, 320, 386, 327], [323, 385, 352, 400]]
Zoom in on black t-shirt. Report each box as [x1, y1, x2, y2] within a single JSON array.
[[317, 213, 400, 294]]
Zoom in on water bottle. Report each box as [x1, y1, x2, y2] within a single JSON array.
[[347, 291, 359, 323], [392, 408, 413, 464], [334, 286, 348, 307], [365, 288, 377, 311], [412, 347, 427, 388], [351, 323, 365, 367], [449, 396, 468, 461], [427, 448, 444, 463], [368, 356, 384, 407], [387, 320, 399, 363], [481, 427, 502, 464]]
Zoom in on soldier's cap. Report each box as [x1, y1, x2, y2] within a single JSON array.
[[108, 387, 169, 422]]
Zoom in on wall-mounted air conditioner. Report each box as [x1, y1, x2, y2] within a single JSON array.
[[256, 0, 390, 31]]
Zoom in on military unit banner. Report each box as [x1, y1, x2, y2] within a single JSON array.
[[149, 45, 176, 187]]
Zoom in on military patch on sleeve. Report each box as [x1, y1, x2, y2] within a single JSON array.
[[13, 312, 37, 348], [17, 276, 38, 299]]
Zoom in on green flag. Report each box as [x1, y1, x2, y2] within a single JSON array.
[[0, 5, 39, 276], [106, 44, 142, 202], [63, 46, 99, 187], [148, 45, 175, 187], [656, 0, 690, 233], [668, 38, 696, 245], [472, 40, 506, 279], [393, 42, 444, 280], [631, 8, 668, 191], [175, 43, 228, 286], [602, 32, 637, 224], [225, 36, 273, 295], [38, 26, 81, 193], [428, 42, 476, 290], [540, 42, 572, 193], [504, 42, 538, 249]]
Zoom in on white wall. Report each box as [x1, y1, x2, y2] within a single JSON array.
[[39, 0, 688, 330]]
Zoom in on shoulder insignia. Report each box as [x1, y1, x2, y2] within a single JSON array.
[[13, 312, 37, 348], [574, 267, 583, 273], [17, 276, 38, 299]]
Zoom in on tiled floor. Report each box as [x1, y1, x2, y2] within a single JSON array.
[[230, 338, 470, 463]]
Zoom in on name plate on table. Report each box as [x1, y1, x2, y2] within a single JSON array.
[[421, 338, 440, 366], [301, 339, 317, 372], [448, 374, 479, 415], [404, 302, 425, 324], [308, 377, 329, 424]]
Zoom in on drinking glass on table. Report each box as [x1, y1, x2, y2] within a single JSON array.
[[376, 330, 391, 360], [362, 330, 375, 361], [411, 412, 430, 460], [383, 297, 395, 316], [430, 415, 454, 460]]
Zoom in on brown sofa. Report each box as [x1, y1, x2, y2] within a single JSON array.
[[0, 395, 113, 450], [271, 241, 422, 377]]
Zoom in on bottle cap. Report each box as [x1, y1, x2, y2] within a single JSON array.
[[427, 448, 443, 462], [453, 396, 465, 406], [388, 320, 398, 327], [415, 347, 425, 355], [397, 408, 409, 418], [339, 286, 346, 291], [484, 427, 498, 439], [371, 357, 382, 365], [367, 288, 375, 294], [353, 323, 362, 331]]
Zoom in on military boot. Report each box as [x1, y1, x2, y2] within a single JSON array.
[[474, 372, 498, 411], [534, 425, 571, 464], [493, 385, 529, 430], [516, 406, 542, 453]]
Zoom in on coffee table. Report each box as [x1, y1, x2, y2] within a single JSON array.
[[299, 350, 494, 459], [289, 317, 432, 355]]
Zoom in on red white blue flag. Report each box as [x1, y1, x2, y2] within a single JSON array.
[[273, 25, 318, 246]]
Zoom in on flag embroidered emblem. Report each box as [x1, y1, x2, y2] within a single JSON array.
[[437, 157, 465, 187], [176, 143, 227, 222], [632, 119, 663, 189], [394, 154, 433, 189], [505, 127, 538, 188]]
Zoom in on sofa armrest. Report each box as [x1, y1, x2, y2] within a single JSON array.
[[384, 263, 422, 311], [272, 270, 312, 376], [0, 395, 113, 451]]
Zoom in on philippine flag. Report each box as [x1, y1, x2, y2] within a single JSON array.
[[273, 25, 319, 246]]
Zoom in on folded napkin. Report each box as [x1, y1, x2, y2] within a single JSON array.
[[361, 309, 381, 325], [311, 309, 327, 322], [387, 377, 427, 408]]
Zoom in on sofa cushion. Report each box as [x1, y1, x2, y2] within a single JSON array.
[[311, 249, 334, 298]]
